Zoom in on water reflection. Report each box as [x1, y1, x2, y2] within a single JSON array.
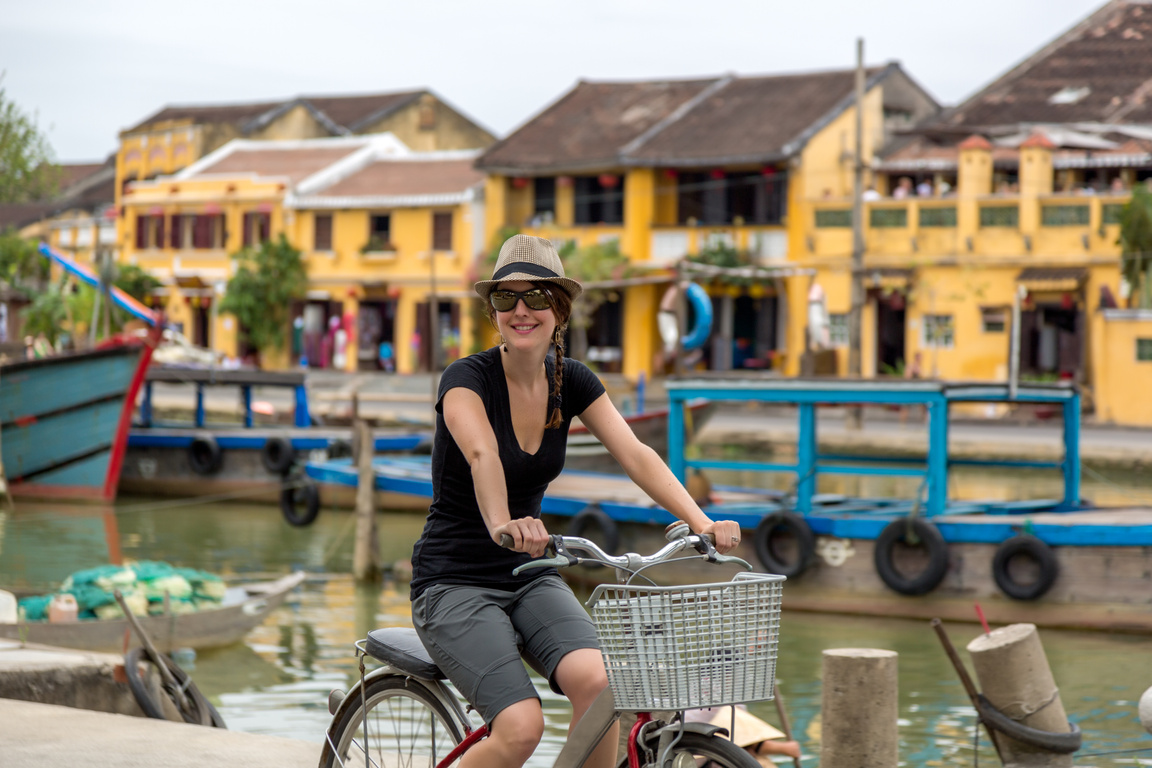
[[1, 496, 1150, 766]]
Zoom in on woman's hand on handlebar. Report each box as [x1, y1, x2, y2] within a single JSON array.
[[700, 519, 742, 555], [492, 517, 550, 558]]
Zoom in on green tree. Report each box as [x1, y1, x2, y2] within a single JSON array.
[[219, 235, 307, 356], [0, 228, 49, 289], [0, 77, 60, 203], [1118, 185, 1152, 309], [114, 262, 162, 302], [20, 282, 68, 345]]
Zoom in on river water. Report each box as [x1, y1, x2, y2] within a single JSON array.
[[2, 483, 1150, 767]]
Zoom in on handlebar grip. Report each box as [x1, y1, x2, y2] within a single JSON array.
[[499, 533, 514, 549]]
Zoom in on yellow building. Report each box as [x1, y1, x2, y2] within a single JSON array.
[[120, 133, 485, 373], [798, 0, 1152, 425], [474, 66, 938, 380]]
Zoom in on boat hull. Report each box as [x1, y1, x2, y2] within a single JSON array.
[[0, 572, 305, 653], [0, 343, 152, 502]]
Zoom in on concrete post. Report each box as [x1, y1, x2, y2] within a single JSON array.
[[967, 623, 1072, 767], [352, 420, 380, 582], [820, 648, 898, 768]]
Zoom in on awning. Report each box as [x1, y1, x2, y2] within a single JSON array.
[[1016, 267, 1087, 292], [174, 275, 207, 290]]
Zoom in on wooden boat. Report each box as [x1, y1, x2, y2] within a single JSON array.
[[121, 366, 428, 505], [0, 334, 157, 503], [0, 571, 305, 653]]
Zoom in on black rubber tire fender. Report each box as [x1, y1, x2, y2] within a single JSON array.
[[280, 481, 321, 526], [566, 505, 620, 556], [124, 647, 226, 727], [992, 535, 1059, 600], [753, 510, 815, 577], [873, 518, 949, 595], [188, 435, 223, 476], [975, 693, 1081, 753], [261, 436, 296, 475]]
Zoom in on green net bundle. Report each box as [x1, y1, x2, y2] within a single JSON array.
[[17, 561, 229, 622]]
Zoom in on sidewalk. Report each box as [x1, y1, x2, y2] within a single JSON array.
[[0, 698, 317, 768]]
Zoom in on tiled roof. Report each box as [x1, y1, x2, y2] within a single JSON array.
[[0, 203, 56, 231], [301, 91, 424, 132], [628, 69, 885, 164], [58, 163, 106, 191], [317, 157, 484, 198], [190, 146, 366, 185], [123, 89, 430, 136], [124, 101, 286, 134], [477, 66, 903, 172], [476, 78, 720, 171], [924, 0, 1152, 131]]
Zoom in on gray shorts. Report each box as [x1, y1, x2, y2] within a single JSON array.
[[412, 574, 600, 725]]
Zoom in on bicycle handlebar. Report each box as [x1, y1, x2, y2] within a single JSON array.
[[499, 522, 752, 576]]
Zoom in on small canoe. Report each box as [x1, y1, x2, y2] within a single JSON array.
[[0, 571, 305, 653]]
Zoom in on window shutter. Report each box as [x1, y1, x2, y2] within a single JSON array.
[[170, 215, 182, 249], [242, 213, 253, 247], [135, 215, 146, 249], [432, 212, 453, 251], [154, 216, 166, 249], [314, 214, 333, 251]]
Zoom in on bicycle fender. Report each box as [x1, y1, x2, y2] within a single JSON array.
[[649, 721, 728, 740]]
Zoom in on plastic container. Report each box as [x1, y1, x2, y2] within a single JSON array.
[[0, 590, 16, 624], [47, 594, 79, 623]]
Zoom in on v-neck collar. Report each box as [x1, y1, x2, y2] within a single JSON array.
[[495, 349, 552, 456]]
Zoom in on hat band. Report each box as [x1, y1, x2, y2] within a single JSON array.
[[492, 261, 560, 281]]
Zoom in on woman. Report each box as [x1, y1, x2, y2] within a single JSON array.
[[409, 234, 742, 768]]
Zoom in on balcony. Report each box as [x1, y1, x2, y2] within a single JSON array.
[[808, 193, 1128, 260], [648, 225, 787, 266]]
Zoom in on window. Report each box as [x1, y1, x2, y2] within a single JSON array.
[[676, 171, 787, 226], [314, 214, 333, 251], [533, 177, 556, 222], [828, 313, 850, 347], [922, 314, 954, 348], [1041, 205, 1090, 227], [919, 207, 957, 227], [191, 214, 225, 249], [815, 209, 852, 228], [242, 212, 270, 247], [432, 212, 453, 251], [1138, 338, 1152, 362], [134, 215, 165, 249], [980, 205, 1019, 228], [981, 307, 1007, 333], [573, 175, 624, 225], [870, 208, 908, 228], [170, 214, 186, 249], [366, 214, 393, 251]]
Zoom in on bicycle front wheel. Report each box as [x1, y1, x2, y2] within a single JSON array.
[[624, 731, 762, 768], [325, 676, 466, 768]]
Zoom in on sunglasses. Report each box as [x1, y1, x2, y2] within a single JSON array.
[[490, 288, 553, 312]]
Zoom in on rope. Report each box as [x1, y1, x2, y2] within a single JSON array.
[[994, 687, 1060, 721], [114, 478, 309, 514]]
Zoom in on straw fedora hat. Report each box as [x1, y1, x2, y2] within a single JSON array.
[[474, 234, 583, 301]]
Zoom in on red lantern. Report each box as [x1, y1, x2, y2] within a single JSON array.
[[511, 177, 529, 189], [1061, 292, 1074, 310], [761, 166, 777, 177], [709, 169, 726, 181], [556, 175, 573, 188], [663, 169, 678, 180], [598, 173, 619, 188]]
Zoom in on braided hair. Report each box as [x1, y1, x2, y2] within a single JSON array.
[[484, 283, 573, 430]]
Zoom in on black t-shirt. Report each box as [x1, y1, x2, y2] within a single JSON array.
[[409, 346, 606, 599]]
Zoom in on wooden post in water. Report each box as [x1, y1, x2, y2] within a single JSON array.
[[352, 420, 380, 581], [820, 648, 898, 768], [967, 623, 1074, 767]]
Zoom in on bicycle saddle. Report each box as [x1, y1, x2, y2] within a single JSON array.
[[366, 628, 444, 680]]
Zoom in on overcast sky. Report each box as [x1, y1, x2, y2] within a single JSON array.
[[2, 0, 1106, 162]]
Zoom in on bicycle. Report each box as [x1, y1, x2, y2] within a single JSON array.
[[319, 522, 786, 768]]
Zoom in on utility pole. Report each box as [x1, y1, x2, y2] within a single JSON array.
[[847, 37, 866, 430]]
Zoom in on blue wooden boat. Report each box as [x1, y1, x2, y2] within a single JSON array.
[[0, 337, 156, 503], [122, 367, 428, 519], [308, 377, 1152, 632]]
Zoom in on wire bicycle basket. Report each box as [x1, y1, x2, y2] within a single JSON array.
[[587, 572, 785, 712]]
